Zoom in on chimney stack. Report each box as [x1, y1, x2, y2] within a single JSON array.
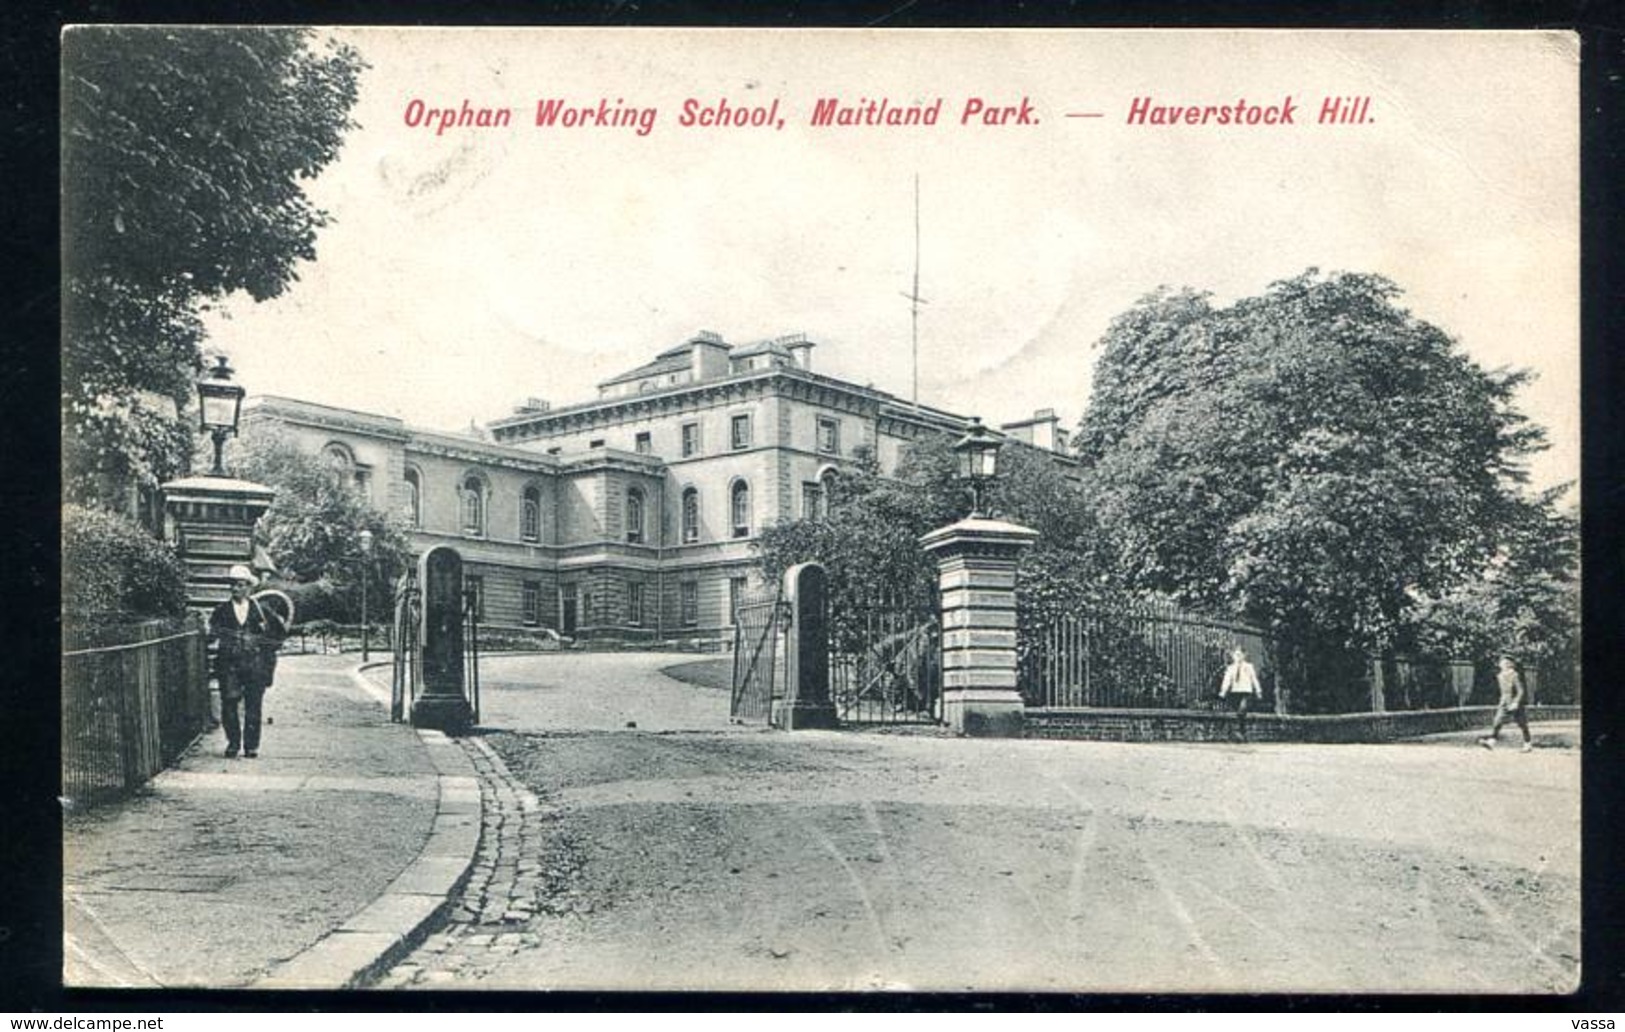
[[689, 331, 730, 382], [780, 333, 815, 371]]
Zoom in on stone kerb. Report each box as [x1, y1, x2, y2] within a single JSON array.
[[920, 517, 1039, 737]]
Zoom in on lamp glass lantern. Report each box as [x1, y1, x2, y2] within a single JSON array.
[[953, 417, 1003, 517], [196, 355, 246, 476]]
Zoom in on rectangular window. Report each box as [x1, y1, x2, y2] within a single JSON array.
[[521, 581, 541, 626], [589, 438, 605, 449], [628, 582, 645, 626], [730, 413, 752, 450], [817, 417, 841, 455], [680, 581, 699, 626], [635, 431, 652, 454], [802, 482, 823, 519], [681, 421, 701, 458], [466, 575, 485, 620], [728, 577, 747, 625]]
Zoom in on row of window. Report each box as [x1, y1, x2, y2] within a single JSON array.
[[679, 481, 751, 543], [402, 470, 759, 545], [402, 470, 549, 540], [511, 576, 749, 628], [536, 415, 844, 461], [676, 414, 842, 459]]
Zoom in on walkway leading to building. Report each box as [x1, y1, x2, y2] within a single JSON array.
[[461, 651, 750, 735], [63, 656, 443, 988]]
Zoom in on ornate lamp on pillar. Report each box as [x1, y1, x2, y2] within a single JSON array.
[[921, 418, 1036, 737], [953, 416, 1002, 518], [161, 354, 276, 617], [196, 354, 246, 477]]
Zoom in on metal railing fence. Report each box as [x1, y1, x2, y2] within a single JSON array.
[[829, 596, 942, 725], [62, 616, 210, 808], [730, 585, 785, 722], [1019, 599, 1276, 711]]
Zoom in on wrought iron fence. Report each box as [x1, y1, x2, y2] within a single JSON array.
[[62, 616, 210, 808], [1019, 599, 1275, 710], [1367, 656, 1480, 712], [283, 621, 394, 656], [829, 597, 942, 725]]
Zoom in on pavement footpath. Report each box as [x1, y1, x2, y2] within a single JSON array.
[[62, 654, 481, 990]]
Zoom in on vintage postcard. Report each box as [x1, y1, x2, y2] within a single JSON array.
[[61, 28, 1579, 994]]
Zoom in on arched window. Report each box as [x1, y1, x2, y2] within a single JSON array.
[[461, 475, 486, 536], [521, 485, 541, 542], [626, 487, 645, 544], [322, 443, 355, 489], [681, 487, 699, 544], [819, 467, 839, 510], [730, 480, 751, 539], [402, 467, 422, 528]]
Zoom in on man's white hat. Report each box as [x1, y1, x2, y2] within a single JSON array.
[[228, 564, 256, 584]]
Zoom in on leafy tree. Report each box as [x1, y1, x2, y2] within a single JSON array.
[[62, 504, 188, 629], [1408, 494, 1579, 667], [234, 430, 412, 625], [756, 445, 940, 610], [756, 436, 1110, 618], [1076, 270, 1576, 707], [61, 27, 364, 506]]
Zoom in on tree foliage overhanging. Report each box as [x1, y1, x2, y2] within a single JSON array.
[[758, 269, 1577, 709], [1076, 269, 1575, 669], [234, 430, 413, 625], [62, 27, 364, 505]]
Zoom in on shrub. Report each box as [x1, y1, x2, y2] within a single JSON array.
[[62, 504, 187, 627]]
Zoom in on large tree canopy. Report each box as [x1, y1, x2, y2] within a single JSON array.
[[1075, 269, 1574, 672], [234, 430, 412, 625], [62, 27, 363, 504]]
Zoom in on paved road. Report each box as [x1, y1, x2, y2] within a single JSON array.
[[471, 651, 744, 734], [375, 653, 1581, 994]]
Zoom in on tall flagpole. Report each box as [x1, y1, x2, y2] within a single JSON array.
[[900, 173, 928, 409], [913, 172, 920, 407]]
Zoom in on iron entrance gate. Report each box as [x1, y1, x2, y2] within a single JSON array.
[[829, 597, 942, 725], [730, 586, 786, 722]]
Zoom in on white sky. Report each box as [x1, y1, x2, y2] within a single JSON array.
[[202, 28, 1579, 490]]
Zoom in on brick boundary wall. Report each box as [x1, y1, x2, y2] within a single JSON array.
[[1023, 705, 1581, 744]]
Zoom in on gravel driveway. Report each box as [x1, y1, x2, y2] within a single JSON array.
[[386, 652, 1580, 994]]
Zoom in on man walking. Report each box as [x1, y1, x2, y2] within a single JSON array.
[[1219, 646, 1261, 742], [209, 565, 284, 759], [1479, 655, 1533, 753]]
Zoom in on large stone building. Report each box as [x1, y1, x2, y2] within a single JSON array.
[[244, 331, 1072, 642]]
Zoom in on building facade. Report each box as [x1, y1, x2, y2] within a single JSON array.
[[243, 331, 1071, 642]]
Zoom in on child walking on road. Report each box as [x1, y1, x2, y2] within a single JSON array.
[[1219, 646, 1261, 742], [1479, 655, 1533, 753]]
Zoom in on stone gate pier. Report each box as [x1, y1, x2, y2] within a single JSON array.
[[921, 516, 1038, 737]]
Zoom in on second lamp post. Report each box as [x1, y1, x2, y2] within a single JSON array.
[[358, 527, 374, 662]]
